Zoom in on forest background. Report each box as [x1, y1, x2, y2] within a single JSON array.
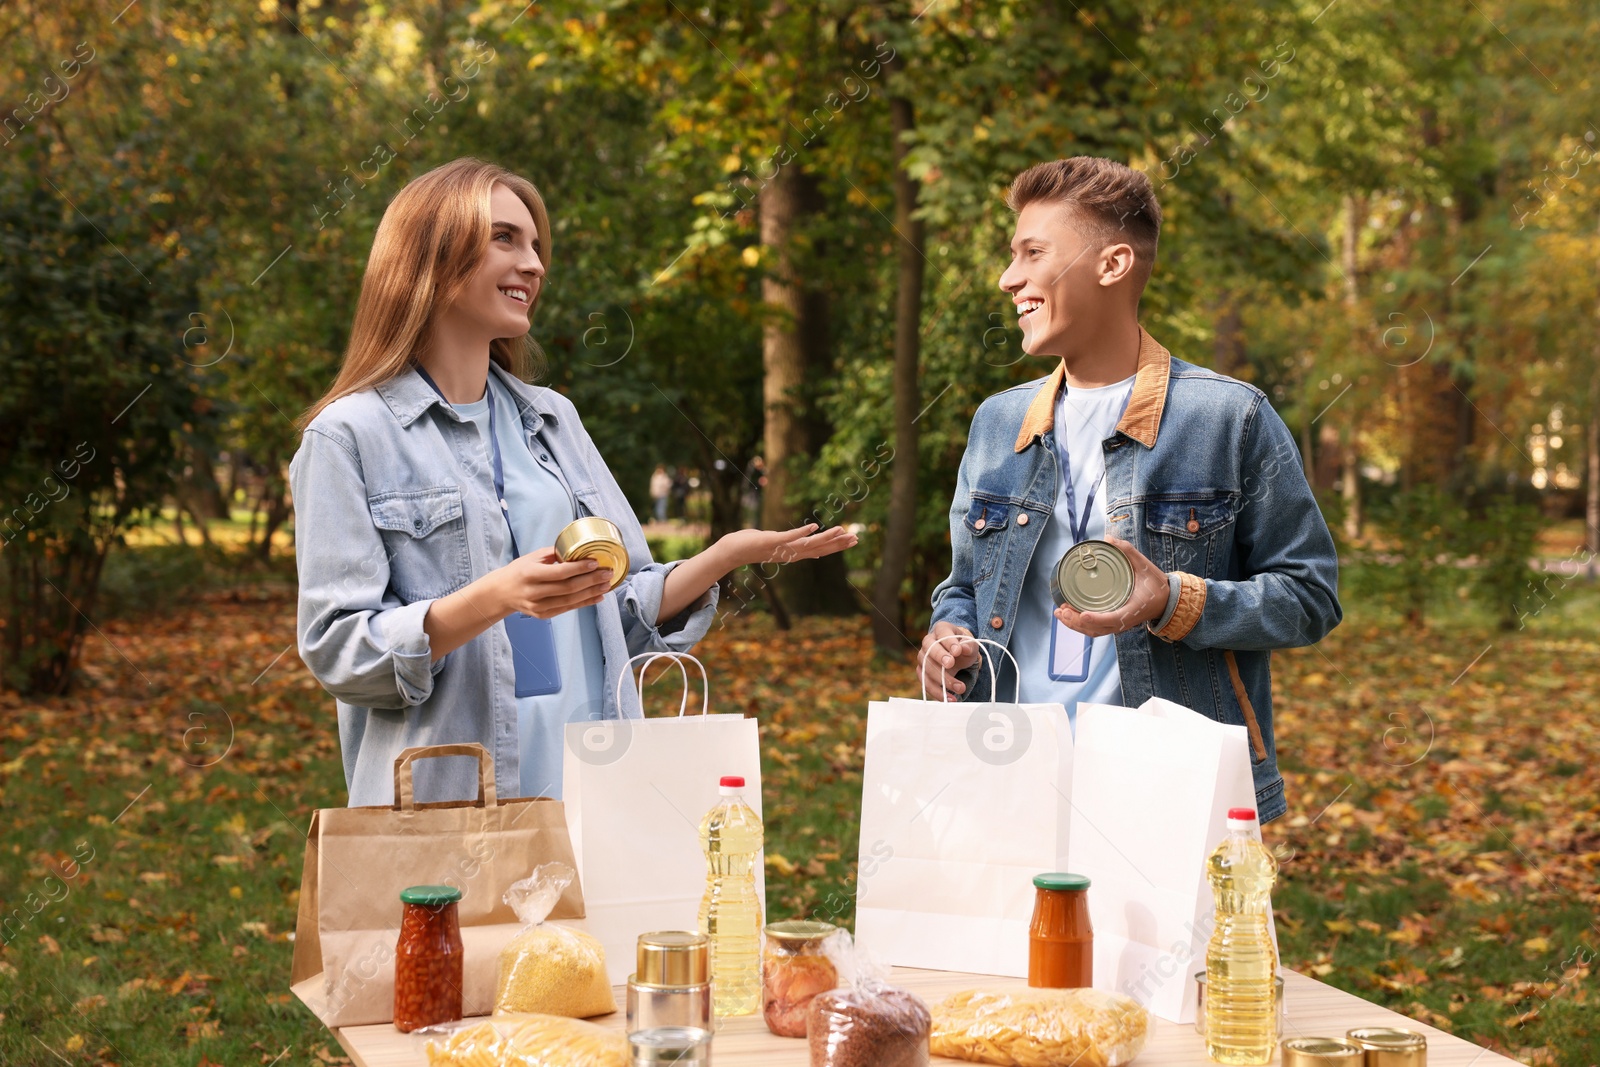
[[1, 1, 1597, 1064]]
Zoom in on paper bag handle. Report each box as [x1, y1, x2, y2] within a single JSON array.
[[919, 634, 1021, 703], [393, 743, 497, 811], [617, 651, 710, 718]]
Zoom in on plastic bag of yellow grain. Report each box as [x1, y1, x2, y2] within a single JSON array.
[[424, 1013, 627, 1067], [494, 863, 616, 1018], [929, 988, 1149, 1067]]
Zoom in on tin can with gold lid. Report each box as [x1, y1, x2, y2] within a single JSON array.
[[1282, 1038, 1365, 1066], [555, 516, 629, 590], [637, 930, 709, 987], [1051, 538, 1134, 613], [627, 931, 711, 1035], [1346, 1027, 1427, 1067]]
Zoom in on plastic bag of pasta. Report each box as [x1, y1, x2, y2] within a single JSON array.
[[494, 863, 616, 1018], [929, 987, 1149, 1067], [806, 931, 931, 1067], [424, 1012, 627, 1067]]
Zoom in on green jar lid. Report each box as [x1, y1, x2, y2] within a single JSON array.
[[399, 884, 462, 906], [1033, 872, 1090, 891]]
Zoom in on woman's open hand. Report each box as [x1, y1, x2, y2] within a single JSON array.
[[718, 523, 858, 568], [496, 547, 615, 619]]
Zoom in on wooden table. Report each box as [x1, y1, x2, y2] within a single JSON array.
[[329, 967, 1520, 1065]]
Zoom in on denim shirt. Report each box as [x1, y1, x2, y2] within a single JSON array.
[[931, 328, 1342, 822], [289, 361, 717, 808]]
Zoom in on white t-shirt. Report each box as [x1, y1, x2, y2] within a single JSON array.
[[1011, 374, 1135, 728]]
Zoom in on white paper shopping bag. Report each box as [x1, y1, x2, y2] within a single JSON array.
[[562, 653, 764, 985], [1070, 697, 1267, 1023], [855, 638, 1075, 977], [854, 633, 1266, 1023]]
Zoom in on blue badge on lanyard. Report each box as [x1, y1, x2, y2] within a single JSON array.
[[415, 365, 562, 698]]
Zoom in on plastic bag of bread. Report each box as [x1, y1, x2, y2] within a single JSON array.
[[806, 931, 930, 1067], [424, 1012, 627, 1067], [929, 987, 1149, 1067], [494, 863, 616, 1018]]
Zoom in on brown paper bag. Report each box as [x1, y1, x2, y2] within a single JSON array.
[[290, 743, 585, 1028]]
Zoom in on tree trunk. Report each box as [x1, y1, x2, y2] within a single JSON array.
[[1589, 217, 1600, 563], [190, 447, 231, 520], [758, 164, 856, 618], [258, 485, 290, 563], [758, 167, 806, 631], [1340, 194, 1363, 538], [1298, 417, 1314, 480], [1211, 292, 1242, 377], [1313, 425, 1340, 492], [869, 95, 925, 653], [1588, 370, 1599, 560], [1340, 430, 1362, 542], [1341, 194, 1364, 305], [255, 450, 290, 562]]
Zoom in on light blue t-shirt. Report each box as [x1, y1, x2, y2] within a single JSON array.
[[453, 375, 606, 800], [1012, 375, 1135, 729]]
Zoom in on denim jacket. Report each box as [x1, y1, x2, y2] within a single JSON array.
[[931, 328, 1342, 822], [289, 361, 717, 808]]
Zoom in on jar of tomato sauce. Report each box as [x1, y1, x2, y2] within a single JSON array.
[[1028, 872, 1092, 988], [394, 885, 464, 1032]]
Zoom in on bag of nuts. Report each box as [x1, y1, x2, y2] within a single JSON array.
[[805, 932, 930, 1067]]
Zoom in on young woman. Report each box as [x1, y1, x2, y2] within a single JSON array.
[[291, 158, 855, 808]]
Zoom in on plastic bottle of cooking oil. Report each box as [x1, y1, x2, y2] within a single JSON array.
[[699, 774, 763, 1017], [1204, 807, 1279, 1065]]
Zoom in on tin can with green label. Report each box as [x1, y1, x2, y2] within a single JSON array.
[[1050, 539, 1133, 613]]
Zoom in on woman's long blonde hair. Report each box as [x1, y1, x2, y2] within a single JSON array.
[[299, 157, 551, 429]]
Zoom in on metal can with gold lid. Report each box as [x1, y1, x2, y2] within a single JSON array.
[[1346, 1027, 1427, 1067], [1050, 538, 1133, 613], [555, 516, 629, 590], [627, 930, 712, 1034], [1282, 1038, 1365, 1066]]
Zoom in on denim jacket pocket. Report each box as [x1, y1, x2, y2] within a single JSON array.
[[1144, 493, 1237, 573], [367, 486, 471, 601], [964, 492, 1012, 582]]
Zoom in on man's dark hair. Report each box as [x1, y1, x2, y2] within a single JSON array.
[[1007, 157, 1162, 280]]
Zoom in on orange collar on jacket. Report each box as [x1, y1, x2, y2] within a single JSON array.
[[1012, 325, 1172, 453]]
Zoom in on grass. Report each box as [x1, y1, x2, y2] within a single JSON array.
[[0, 542, 1596, 1065]]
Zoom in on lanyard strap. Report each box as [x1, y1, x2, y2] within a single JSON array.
[[1062, 468, 1103, 545], [1055, 385, 1134, 545], [414, 364, 521, 559]]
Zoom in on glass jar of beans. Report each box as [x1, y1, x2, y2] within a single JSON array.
[[393, 885, 464, 1032]]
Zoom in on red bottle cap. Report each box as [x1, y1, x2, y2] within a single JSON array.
[[719, 775, 746, 788], [1227, 807, 1258, 821]]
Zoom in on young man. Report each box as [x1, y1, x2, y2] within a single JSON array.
[[921, 157, 1341, 823]]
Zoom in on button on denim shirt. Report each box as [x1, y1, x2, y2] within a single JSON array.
[[931, 328, 1342, 822], [290, 362, 717, 808]]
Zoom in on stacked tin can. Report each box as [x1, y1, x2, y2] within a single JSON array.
[[626, 930, 713, 1066]]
